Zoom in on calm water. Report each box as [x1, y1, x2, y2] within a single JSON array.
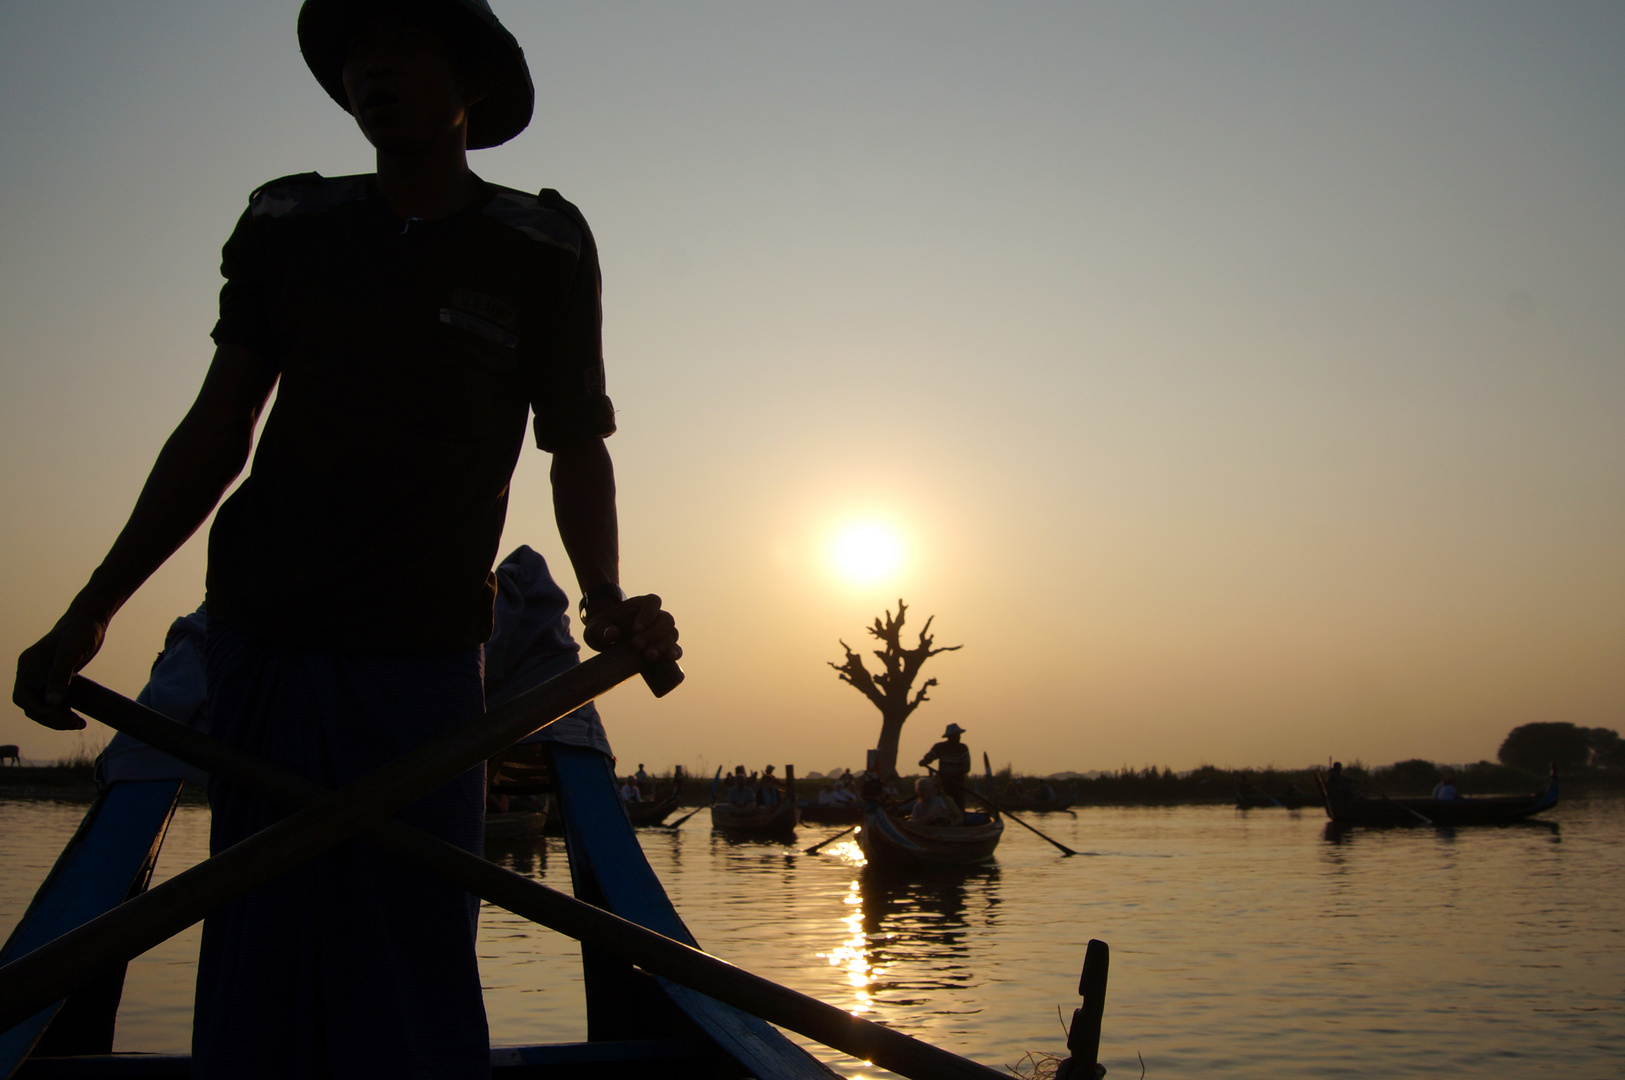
[[3, 797, 1621, 1078]]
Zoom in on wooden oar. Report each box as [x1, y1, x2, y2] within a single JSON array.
[[927, 765, 1078, 856], [660, 765, 721, 829], [0, 645, 671, 1032], [1379, 790, 1436, 826], [0, 680, 1009, 1080], [804, 822, 858, 854]]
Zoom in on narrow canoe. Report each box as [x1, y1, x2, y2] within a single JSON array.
[[711, 766, 798, 835], [858, 807, 1004, 868], [1317, 773, 1559, 828], [626, 785, 684, 827], [710, 798, 798, 835]]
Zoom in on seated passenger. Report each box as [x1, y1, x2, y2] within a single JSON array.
[[910, 778, 963, 826], [724, 768, 754, 807], [816, 784, 837, 806], [1431, 775, 1459, 801], [619, 778, 641, 803]]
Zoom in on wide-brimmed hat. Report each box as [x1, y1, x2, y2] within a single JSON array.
[[297, 0, 534, 149], [943, 723, 966, 737]]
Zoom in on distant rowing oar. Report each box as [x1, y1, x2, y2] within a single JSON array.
[[927, 765, 1079, 857], [804, 822, 858, 855], [982, 751, 1077, 816], [0, 679, 1009, 1080], [0, 646, 677, 1033], [661, 765, 722, 829]]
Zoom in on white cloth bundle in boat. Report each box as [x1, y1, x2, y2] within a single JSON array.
[[484, 544, 612, 758], [98, 605, 213, 785]]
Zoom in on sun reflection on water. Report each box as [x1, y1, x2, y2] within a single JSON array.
[[816, 850, 885, 1017]]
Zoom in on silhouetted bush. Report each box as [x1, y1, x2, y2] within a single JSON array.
[[1375, 758, 1445, 795], [1498, 722, 1616, 774]]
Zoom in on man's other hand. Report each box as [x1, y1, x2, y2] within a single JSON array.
[[583, 593, 681, 662], [13, 612, 106, 730]]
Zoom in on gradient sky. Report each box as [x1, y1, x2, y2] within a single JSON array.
[[2, 1, 1621, 774]]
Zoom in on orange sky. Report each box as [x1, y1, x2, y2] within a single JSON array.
[[2, 1, 1621, 773]]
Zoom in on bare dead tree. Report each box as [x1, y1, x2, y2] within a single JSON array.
[[829, 600, 962, 778]]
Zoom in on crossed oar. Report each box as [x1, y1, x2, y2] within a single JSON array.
[[0, 650, 1007, 1080]]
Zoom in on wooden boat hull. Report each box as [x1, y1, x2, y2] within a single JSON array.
[[626, 787, 683, 827], [858, 807, 1003, 868], [710, 800, 798, 834], [1320, 776, 1559, 828]]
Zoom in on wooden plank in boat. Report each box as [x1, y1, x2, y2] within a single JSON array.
[[0, 781, 183, 1077]]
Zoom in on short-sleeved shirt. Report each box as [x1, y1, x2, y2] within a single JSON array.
[[921, 739, 972, 777], [207, 172, 616, 653]]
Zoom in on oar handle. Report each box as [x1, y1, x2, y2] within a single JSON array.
[[640, 658, 684, 697]]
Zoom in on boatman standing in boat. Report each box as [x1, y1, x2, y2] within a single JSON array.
[[12, 1, 679, 1076], [920, 722, 972, 813]]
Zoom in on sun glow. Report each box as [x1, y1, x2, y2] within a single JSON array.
[[831, 522, 903, 585]]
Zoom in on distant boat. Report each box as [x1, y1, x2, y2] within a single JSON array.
[[978, 789, 1074, 813], [978, 752, 1072, 812], [1315, 771, 1559, 828], [624, 766, 685, 827], [797, 800, 865, 826], [711, 766, 799, 835], [858, 805, 1004, 869]]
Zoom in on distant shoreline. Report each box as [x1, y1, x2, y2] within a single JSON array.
[[0, 765, 208, 805], [5, 762, 1618, 808]]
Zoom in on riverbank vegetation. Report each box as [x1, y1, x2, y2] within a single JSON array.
[[7, 721, 1620, 806]]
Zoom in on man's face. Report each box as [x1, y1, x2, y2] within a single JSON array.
[[341, 12, 485, 155]]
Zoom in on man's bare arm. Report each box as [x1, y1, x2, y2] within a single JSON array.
[[550, 437, 679, 661], [13, 343, 278, 728]]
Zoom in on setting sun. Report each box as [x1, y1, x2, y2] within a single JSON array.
[[831, 522, 903, 584]]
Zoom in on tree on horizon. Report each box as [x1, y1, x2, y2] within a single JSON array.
[[1498, 721, 1623, 774], [829, 600, 962, 779]]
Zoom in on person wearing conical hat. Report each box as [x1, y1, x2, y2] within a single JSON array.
[[919, 723, 972, 815], [13, 2, 680, 1075]]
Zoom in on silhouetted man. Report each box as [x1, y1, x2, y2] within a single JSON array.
[[13, 2, 677, 1075], [920, 722, 972, 812]]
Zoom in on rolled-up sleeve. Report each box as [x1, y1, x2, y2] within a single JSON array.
[[530, 209, 616, 452]]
